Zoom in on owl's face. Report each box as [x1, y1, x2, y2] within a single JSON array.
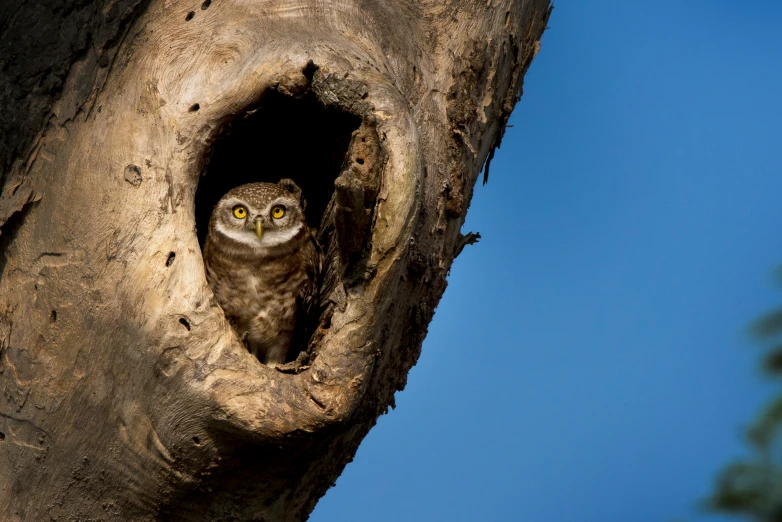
[[208, 181, 307, 256]]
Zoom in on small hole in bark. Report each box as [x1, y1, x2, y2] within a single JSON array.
[[200, 0, 211, 9], [193, 436, 201, 445], [124, 164, 143, 187], [50, 310, 57, 323], [189, 103, 200, 112], [356, 157, 364, 165], [302, 60, 319, 81], [179, 318, 191, 331], [166, 252, 176, 267], [0, 432, 5, 441], [185, 11, 195, 21]]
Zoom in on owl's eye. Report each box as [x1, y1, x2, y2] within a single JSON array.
[[232, 205, 248, 219], [271, 205, 286, 219]]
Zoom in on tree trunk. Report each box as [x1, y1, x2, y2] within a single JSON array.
[[0, 1, 551, 520]]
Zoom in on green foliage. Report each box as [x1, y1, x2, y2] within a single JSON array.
[[762, 349, 782, 376], [707, 268, 782, 521], [752, 311, 782, 342]]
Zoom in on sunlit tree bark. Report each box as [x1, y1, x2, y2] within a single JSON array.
[[0, 1, 551, 519]]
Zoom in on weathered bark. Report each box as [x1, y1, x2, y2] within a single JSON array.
[[0, 1, 550, 520]]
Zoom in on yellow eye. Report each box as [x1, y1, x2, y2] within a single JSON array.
[[271, 205, 286, 219], [233, 205, 247, 219]]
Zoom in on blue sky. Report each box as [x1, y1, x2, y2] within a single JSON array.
[[312, 2, 782, 521]]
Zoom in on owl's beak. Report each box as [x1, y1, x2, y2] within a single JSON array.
[[254, 218, 264, 239]]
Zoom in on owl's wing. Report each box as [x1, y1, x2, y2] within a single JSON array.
[[288, 231, 323, 357], [299, 230, 323, 320], [202, 240, 232, 319]]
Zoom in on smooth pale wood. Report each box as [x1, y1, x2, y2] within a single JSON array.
[[0, 0, 551, 520]]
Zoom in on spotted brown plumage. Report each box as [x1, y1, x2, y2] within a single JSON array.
[[203, 179, 321, 366]]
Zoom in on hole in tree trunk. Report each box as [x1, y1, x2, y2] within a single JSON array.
[[194, 89, 363, 365]]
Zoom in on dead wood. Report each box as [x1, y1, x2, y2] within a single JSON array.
[[0, 1, 551, 520]]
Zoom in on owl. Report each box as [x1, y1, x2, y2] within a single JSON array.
[[203, 179, 321, 367]]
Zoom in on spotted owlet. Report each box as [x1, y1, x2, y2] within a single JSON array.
[[203, 179, 321, 367]]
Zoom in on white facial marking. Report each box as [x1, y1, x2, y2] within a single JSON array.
[[215, 220, 259, 248], [262, 222, 303, 247]]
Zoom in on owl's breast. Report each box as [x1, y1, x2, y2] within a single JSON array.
[[205, 249, 312, 333]]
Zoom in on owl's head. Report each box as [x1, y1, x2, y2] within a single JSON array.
[[208, 179, 308, 256]]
